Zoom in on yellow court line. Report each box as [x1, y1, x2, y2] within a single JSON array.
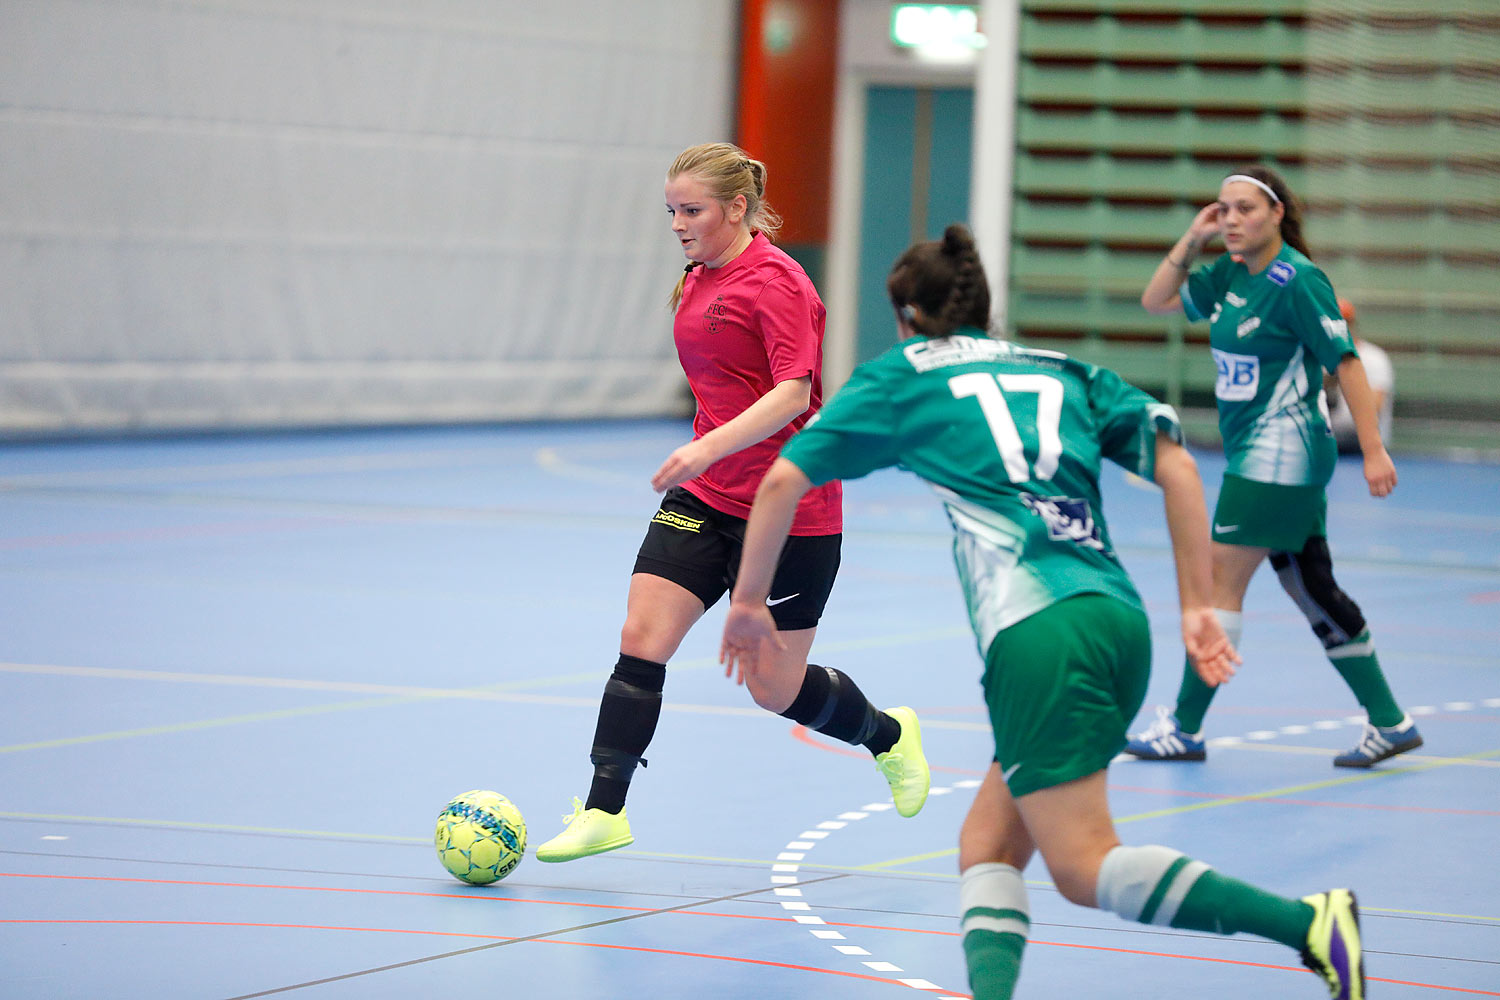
[[1113, 747, 1500, 825], [0, 696, 422, 753], [0, 622, 972, 695], [858, 748, 1500, 873], [1360, 905, 1500, 922], [1212, 740, 1500, 768], [0, 631, 981, 754], [857, 847, 958, 870], [0, 661, 741, 754]]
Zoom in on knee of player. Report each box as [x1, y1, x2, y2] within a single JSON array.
[[743, 672, 782, 712], [1040, 840, 1118, 908], [746, 657, 808, 714], [958, 816, 1031, 873], [618, 617, 680, 662], [1269, 538, 1366, 643], [958, 838, 1031, 874], [1048, 863, 1099, 908]]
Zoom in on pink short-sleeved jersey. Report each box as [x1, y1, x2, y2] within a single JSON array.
[[674, 233, 842, 535]]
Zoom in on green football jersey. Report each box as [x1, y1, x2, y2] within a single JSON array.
[[780, 330, 1182, 657], [1182, 244, 1357, 486]]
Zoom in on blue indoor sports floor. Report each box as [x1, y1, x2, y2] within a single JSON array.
[[2, 419, 1497, 998]]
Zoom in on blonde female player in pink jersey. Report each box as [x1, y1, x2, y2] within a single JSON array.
[[535, 142, 929, 862]]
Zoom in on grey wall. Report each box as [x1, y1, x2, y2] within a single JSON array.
[[0, 0, 737, 433]]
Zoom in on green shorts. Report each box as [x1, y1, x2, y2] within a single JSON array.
[[983, 593, 1151, 798], [1212, 474, 1327, 551]]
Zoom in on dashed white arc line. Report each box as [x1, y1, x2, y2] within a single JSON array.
[[768, 781, 985, 997], [777, 698, 1500, 989]]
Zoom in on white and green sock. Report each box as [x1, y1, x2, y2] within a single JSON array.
[[1328, 628, 1404, 728], [960, 862, 1029, 1000], [1096, 845, 1311, 949]]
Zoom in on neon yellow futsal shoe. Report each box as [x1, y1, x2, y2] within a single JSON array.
[[535, 797, 634, 863], [875, 706, 930, 818], [1300, 889, 1365, 1000]]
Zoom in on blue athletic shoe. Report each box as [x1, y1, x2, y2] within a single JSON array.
[[1122, 706, 1206, 762], [1334, 714, 1423, 768]]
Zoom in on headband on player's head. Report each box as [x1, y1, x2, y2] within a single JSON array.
[[1223, 174, 1281, 204]]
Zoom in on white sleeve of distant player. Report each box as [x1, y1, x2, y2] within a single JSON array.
[[1360, 343, 1394, 393]]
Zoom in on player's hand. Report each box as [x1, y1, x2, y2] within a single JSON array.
[[1363, 447, 1397, 498], [720, 601, 783, 685], [1182, 607, 1240, 687], [1186, 202, 1222, 246], [651, 440, 713, 492]]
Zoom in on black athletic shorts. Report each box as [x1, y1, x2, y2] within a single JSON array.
[[632, 486, 841, 631]]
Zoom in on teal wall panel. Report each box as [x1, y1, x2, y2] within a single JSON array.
[[858, 87, 918, 365]]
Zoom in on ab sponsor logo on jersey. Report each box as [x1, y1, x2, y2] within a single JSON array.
[[1021, 493, 1105, 551], [1212, 348, 1260, 402]]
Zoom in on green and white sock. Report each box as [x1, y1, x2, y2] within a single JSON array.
[[1096, 845, 1312, 950], [960, 862, 1029, 1000], [1328, 628, 1404, 728], [1174, 609, 1241, 733]]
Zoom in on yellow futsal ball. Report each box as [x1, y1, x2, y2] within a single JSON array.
[[434, 789, 526, 885]]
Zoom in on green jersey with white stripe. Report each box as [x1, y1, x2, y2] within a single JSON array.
[[1182, 244, 1356, 486], [779, 330, 1182, 657]]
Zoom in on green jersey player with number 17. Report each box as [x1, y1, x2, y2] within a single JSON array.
[[720, 224, 1365, 1000]]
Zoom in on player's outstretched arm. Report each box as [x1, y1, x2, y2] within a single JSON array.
[[1153, 433, 1241, 686], [719, 457, 812, 684]]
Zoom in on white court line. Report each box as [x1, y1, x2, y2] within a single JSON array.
[[766, 782, 976, 1000]]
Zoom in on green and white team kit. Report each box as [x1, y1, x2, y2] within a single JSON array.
[[781, 331, 1180, 657], [1182, 245, 1357, 486]]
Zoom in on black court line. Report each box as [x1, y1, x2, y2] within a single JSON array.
[[219, 874, 850, 999]]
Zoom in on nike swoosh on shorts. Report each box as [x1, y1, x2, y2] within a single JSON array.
[[766, 593, 801, 606]]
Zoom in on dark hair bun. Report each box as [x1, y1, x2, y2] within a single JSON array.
[[942, 223, 975, 256]]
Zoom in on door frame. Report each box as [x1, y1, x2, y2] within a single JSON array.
[[825, 61, 976, 391]]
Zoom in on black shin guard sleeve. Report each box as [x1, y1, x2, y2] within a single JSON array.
[[780, 664, 836, 728], [585, 655, 666, 814], [590, 654, 666, 765], [779, 664, 880, 747]]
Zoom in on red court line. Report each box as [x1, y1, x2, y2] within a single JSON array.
[[6, 874, 1494, 994], [5, 917, 1495, 995], [0, 919, 949, 993], [1020, 938, 1500, 996], [790, 723, 984, 774]]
